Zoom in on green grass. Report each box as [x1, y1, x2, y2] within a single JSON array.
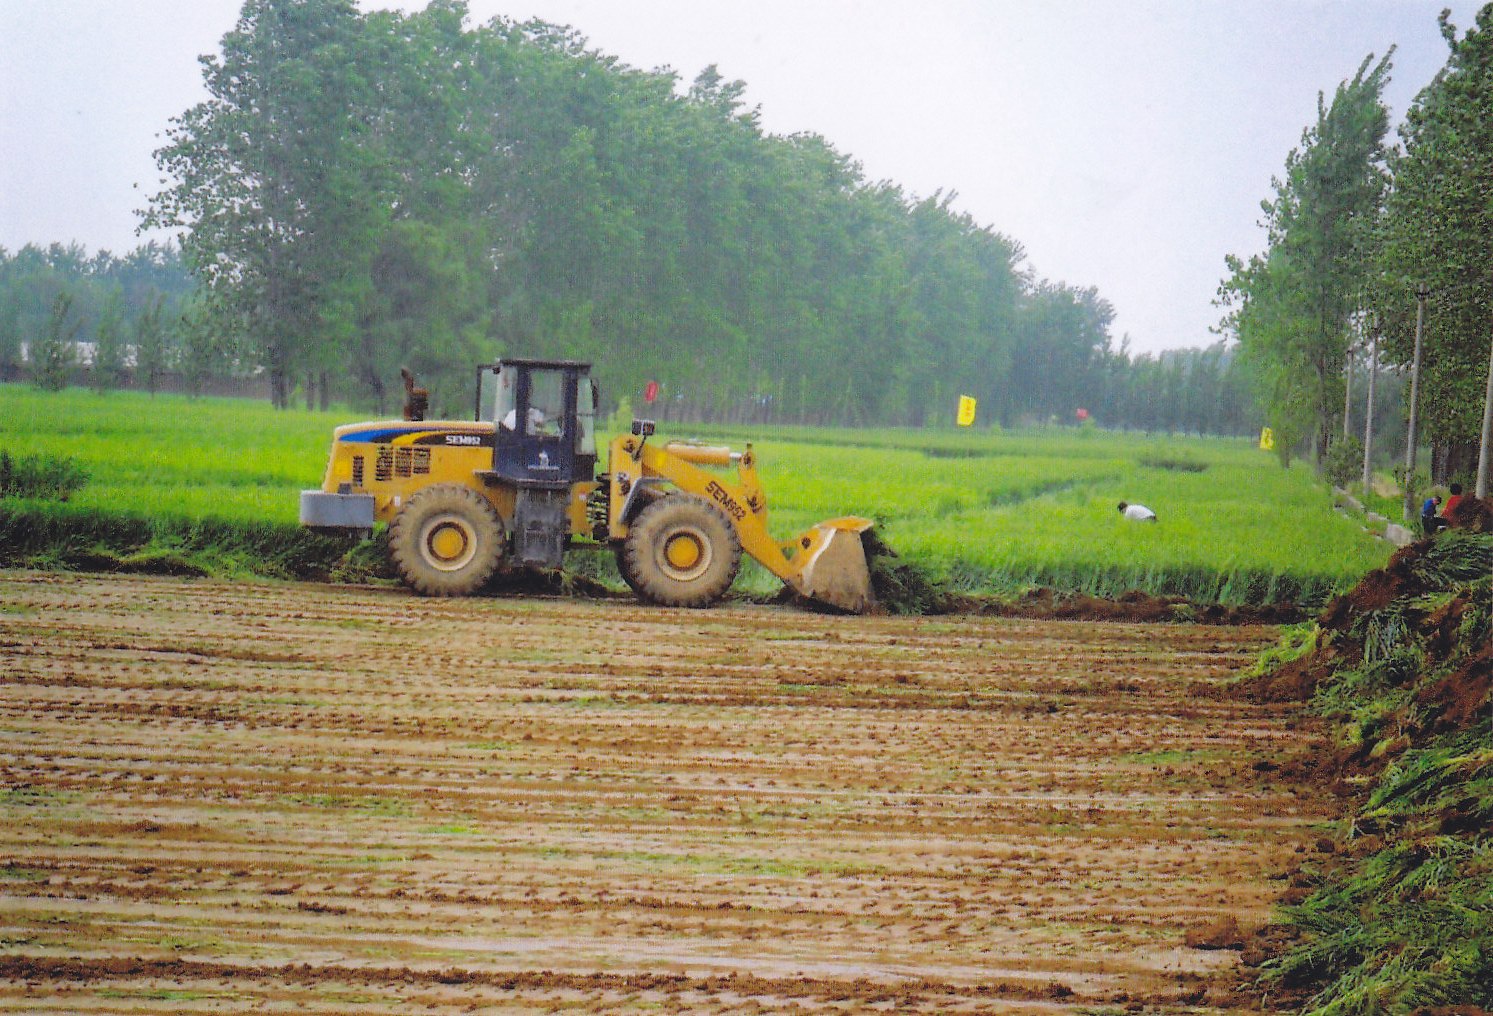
[[0, 450, 89, 499], [1245, 535, 1493, 1015], [0, 384, 344, 523], [0, 384, 1393, 605], [680, 419, 1390, 602]]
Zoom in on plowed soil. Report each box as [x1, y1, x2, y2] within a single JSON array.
[[1, 571, 1327, 1013]]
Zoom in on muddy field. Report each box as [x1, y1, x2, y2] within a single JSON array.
[[0, 571, 1328, 1013]]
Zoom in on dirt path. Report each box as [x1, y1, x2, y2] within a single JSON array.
[[0, 571, 1324, 1013]]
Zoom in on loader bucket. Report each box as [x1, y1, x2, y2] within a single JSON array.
[[789, 516, 875, 613]]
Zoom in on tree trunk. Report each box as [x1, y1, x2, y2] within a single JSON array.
[[366, 366, 386, 417], [1431, 441, 1478, 484]]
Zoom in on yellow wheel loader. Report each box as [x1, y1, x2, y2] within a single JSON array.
[[300, 359, 874, 612]]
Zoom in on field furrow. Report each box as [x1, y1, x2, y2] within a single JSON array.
[[1, 571, 1324, 1013]]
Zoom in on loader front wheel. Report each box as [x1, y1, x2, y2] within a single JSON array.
[[623, 495, 741, 607], [614, 544, 643, 594], [388, 484, 504, 597]]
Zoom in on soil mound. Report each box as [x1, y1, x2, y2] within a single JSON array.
[[1445, 493, 1493, 532], [1316, 540, 1424, 629], [857, 530, 1308, 621], [1229, 529, 1493, 1013], [1243, 530, 1492, 722], [984, 587, 1304, 625]]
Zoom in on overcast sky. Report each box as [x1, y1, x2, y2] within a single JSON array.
[[0, 1, 1482, 354]]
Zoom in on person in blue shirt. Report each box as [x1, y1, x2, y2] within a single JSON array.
[[1421, 494, 1445, 535]]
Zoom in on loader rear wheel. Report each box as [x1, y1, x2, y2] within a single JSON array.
[[623, 495, 741, 607], [388, 484, 504, 597]]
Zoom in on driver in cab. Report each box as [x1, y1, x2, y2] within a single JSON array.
[[501, 406, 561, 436]]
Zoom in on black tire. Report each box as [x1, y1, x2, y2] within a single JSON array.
[[622, 495, 741, 607], [614, 543, 644, 594], [387, 484, 504, 597], [613, 485, 666, 594]]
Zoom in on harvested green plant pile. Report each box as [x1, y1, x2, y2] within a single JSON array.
[[0, 502, 384, 582], [1238, 515, 1493, 1014]]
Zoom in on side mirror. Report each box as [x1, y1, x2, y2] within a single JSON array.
[[631, 419, 656, 437]]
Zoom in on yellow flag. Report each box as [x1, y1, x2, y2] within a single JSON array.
[[1259, 426, 1275, 451], [957, 395, 977, 427]]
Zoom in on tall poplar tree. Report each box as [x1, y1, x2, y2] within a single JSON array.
[[32, 293, 80, 392], [144, 0, 382, 408], [90, 289, 127, 392], [142, 1, 1119, 426], [1220, 54, 1393, 464], [1376, 9, 1493, 482]]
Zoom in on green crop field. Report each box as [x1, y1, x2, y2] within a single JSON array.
[[0, 384, 1392, 605]]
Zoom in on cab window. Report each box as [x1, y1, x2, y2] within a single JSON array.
[[576, 377, 596, 456], [493, 368, 517, 427], [527, 369, 565, 437]]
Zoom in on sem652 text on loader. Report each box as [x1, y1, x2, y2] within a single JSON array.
[[300, 359, 875, 612]]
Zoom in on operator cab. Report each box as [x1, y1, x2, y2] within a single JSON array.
[[475, 358, 598, 570], [479, 358, 597, 487]]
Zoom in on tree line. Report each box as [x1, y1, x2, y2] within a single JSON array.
[[0, 242, 205, 393], [127, 0, 1262, 432], [7, 0, 1268, 437], [1, 229, 1263, 437], [1219, 8, 1493, 484]]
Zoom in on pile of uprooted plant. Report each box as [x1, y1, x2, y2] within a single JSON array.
[[1236, 498, 1492, 1015]]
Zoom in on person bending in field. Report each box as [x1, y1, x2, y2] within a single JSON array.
[[1117, 501, 1157, 522], [1422, 494, 1445, 535]]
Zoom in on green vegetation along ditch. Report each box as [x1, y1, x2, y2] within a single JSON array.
[[1, 385, 1395, 610], [0, 450, 89, 501], [0, 500, 385, 584], [1237, 522, 1493, 1014]]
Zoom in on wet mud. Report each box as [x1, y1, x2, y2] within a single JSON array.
[[0, 571, 1327, 1013]]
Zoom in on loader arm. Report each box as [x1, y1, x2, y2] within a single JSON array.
[[605, 434, 874, 612]]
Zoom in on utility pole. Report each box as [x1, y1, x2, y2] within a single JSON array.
[[1361, 318, 1378, 499], [1403, 286, 1428, 521]]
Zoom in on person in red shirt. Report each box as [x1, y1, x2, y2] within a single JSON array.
[[1442, 482, 1465, 520]]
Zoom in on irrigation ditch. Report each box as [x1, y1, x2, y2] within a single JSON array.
[[0, 496, 1344, 621]]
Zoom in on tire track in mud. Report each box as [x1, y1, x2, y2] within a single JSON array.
[[1, 571, 1323, 1013]]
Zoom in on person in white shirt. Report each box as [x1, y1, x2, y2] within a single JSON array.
[[501, 406, 549, 433], [1117, 501, 1157, 522]]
